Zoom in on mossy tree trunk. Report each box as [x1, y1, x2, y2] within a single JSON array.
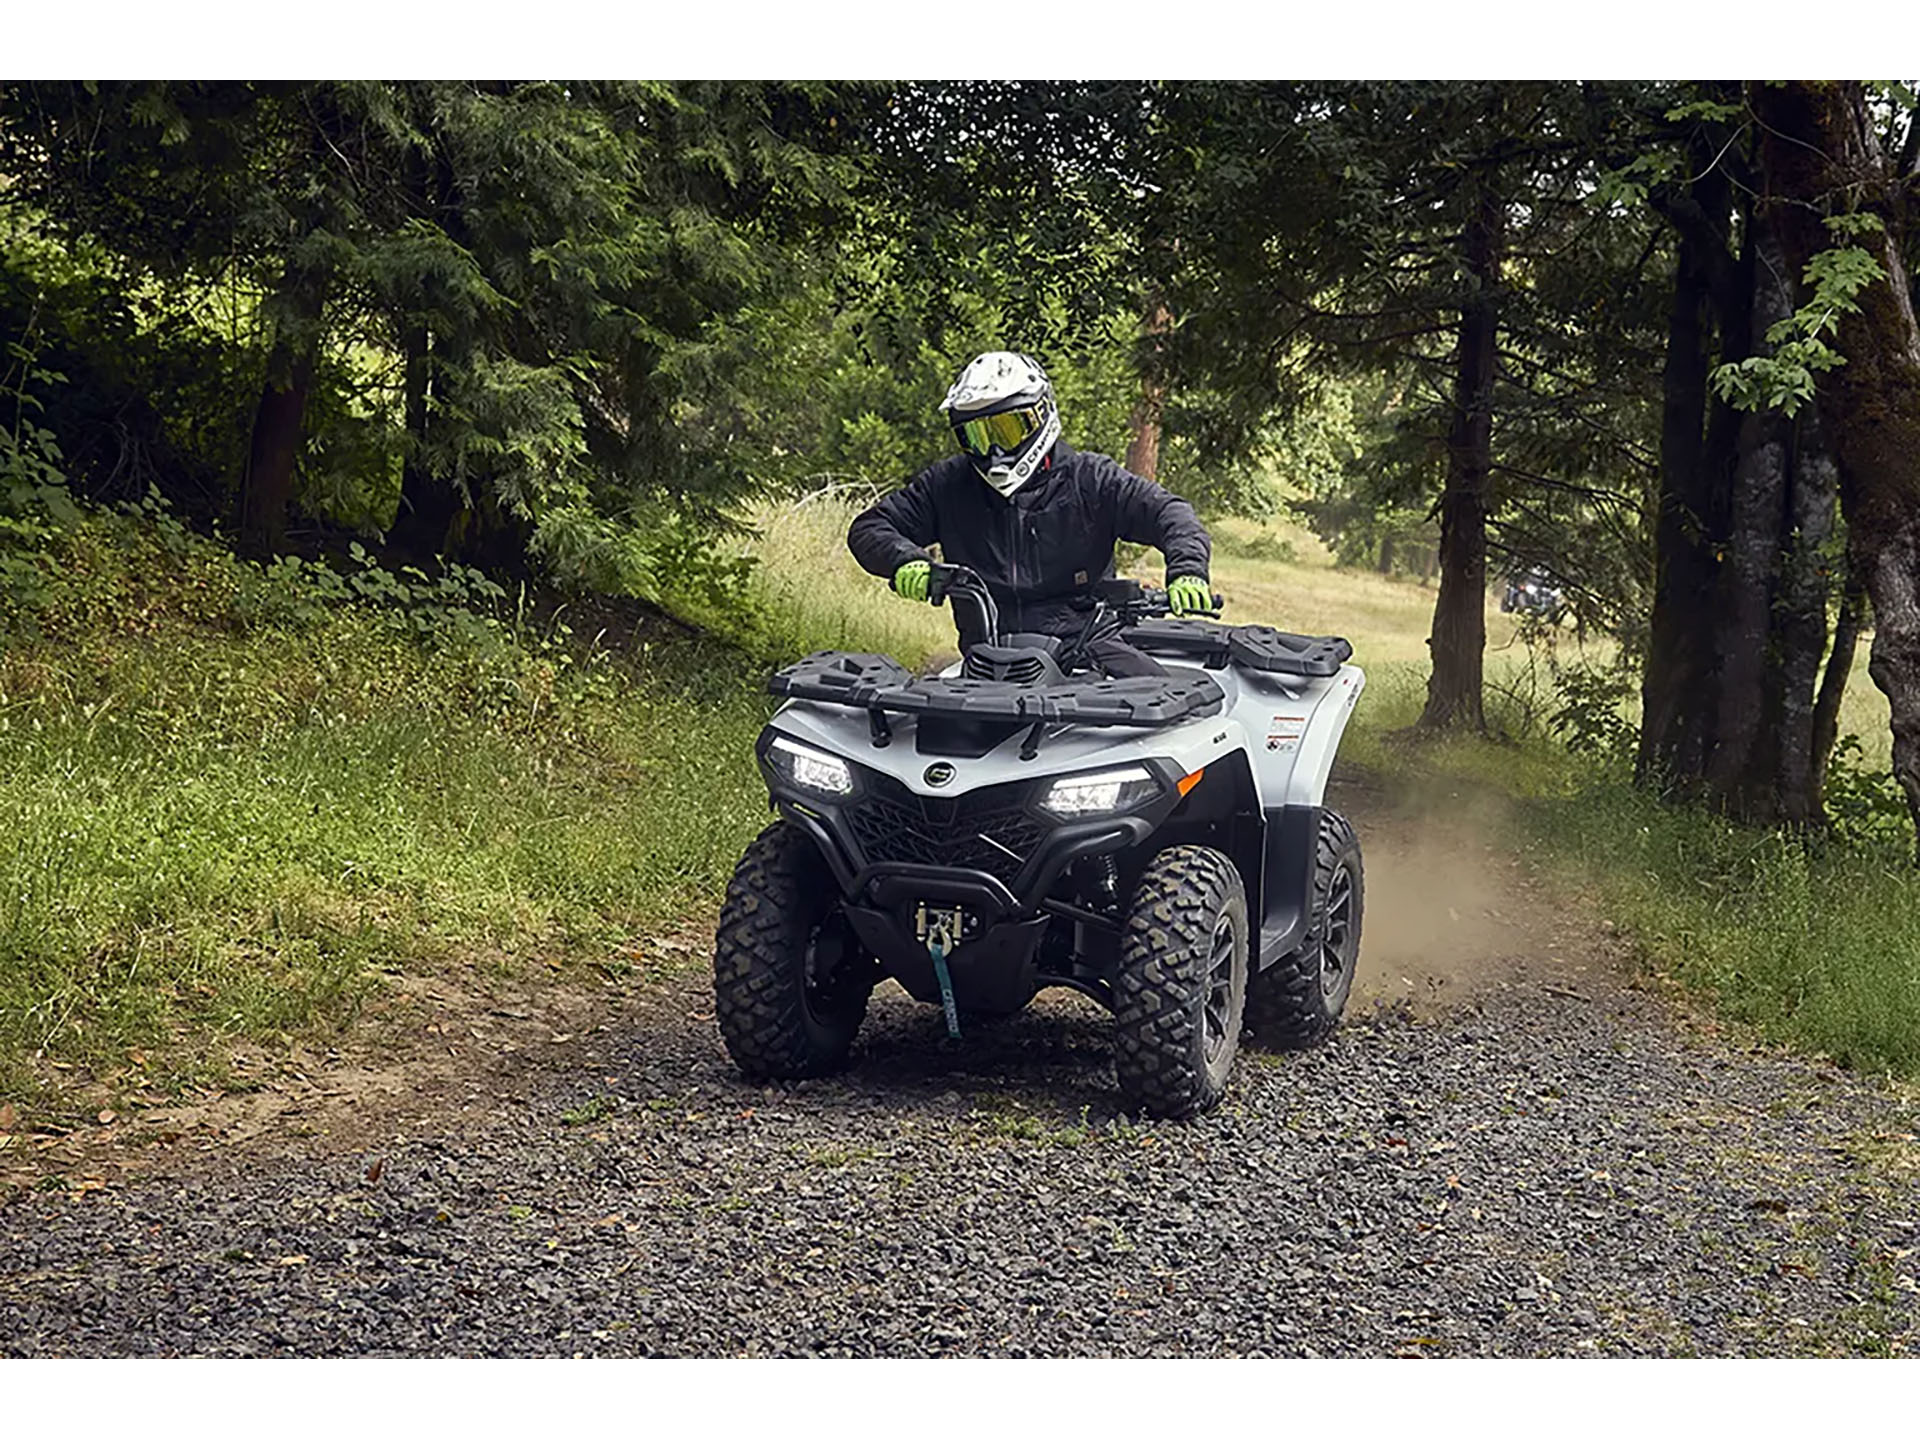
[[238, 265, 326, 553], [1755, 81, 1920, 858]]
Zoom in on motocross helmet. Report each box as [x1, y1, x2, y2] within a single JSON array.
[[940, 351, 1061, 499]]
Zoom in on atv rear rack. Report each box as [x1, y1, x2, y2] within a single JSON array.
[[1129, 619, 1354, 677]]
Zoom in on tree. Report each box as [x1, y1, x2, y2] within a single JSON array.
[[1743, 80, 1920, 854], [0, 81, 871, 573], [1148, 83, 1660, 728]]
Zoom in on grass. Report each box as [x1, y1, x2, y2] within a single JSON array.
[[1339, 643, 1920, 1077], [0, 514, 777, 1107], [733, 486, 954, 673]]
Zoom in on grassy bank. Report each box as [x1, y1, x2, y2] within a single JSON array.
[[1345, 670, 1920, 1075], [1, 512, 776, 1103]]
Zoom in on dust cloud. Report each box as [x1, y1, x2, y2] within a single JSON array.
[[1339, 781, 1610, 1014]]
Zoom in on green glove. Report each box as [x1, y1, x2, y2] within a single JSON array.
[[1167, 575, 1214, 616], [892, 559, 932, 602]]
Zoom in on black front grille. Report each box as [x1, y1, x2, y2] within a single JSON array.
[[846, 775, 1048, 885]]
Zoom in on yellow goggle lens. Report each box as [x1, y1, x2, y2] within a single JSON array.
[[953, 405, 1044, 456]]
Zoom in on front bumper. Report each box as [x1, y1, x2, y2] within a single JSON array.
[[759, 743, 1186, 913], [761, 744, 1186, 1007]]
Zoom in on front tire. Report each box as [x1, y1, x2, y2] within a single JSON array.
[[713, 822, 874, 1081], [1247, 810, 1364, 1048], [1112, 846, 1249, 1119]]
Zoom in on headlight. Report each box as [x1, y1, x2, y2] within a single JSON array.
[[768, 736, 854, 797], [1038, 765, 1160, 818]]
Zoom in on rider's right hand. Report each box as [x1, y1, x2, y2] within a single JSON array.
[[892, 559, 932, 602]]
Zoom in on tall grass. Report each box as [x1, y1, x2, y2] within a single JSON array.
[[731, 487, 955, 671], [1338, 636, 1920, 1077], [1, 517, 773, 1100]]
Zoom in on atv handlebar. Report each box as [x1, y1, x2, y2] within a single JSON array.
[[927, 564, 1223, 654], [927, 563, 1002, 645]]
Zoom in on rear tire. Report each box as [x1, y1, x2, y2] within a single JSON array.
[[1112, 846, 1248, 1119], [713, 821, 874, 1081], [1247, 810, 1363, 1048]]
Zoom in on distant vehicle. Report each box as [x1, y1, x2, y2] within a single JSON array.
[[1501, 567, 1565, 621]]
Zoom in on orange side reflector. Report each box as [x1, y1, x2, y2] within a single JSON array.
[[1176, 768, 1205, 797]]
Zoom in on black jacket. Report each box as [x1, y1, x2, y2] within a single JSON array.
[[847, 441, 1211, 648]]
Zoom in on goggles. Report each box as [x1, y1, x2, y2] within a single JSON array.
[[952, 403, 1048, 458]]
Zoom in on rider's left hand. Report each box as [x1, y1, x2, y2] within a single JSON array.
[[1167, 576, 1213, 617]]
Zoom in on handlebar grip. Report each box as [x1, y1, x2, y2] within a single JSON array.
[[925, 562, 963, 606]]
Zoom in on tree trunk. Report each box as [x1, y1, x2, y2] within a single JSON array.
[[1703, 210, 1797, 819], [1755, 81, 1920, 858], [1638, 190, 1723, 790], [389, 322, 461, 558], [1810, 574, 1868, 806], [1123, 297, 1173, 480], [1418, 180, 1502, 731], [238, 268, 324, 552], [1378, 533, 1396, 575], [1700, 212, 1838, 826], [1766, 403, 1841, 824]]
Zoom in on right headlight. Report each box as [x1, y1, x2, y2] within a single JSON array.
[[1037, 765, 1161, 819], [766, 736, 855, 797]]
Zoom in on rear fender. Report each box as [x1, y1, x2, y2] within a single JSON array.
[[1286, 664, 1365, 807]]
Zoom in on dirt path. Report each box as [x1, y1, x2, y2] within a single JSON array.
[[3, 776, 1917, 1355]]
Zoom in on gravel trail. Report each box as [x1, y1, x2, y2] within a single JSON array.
[[5, 789, 1917, 1357]]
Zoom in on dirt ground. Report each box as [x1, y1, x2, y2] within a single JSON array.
[[3, 772, 1623, 1197]]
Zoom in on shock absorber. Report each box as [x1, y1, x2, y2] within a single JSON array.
[[1074, 854, 1120, 908]]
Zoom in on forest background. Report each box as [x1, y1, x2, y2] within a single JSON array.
[[4, 79, 1920, 1116]]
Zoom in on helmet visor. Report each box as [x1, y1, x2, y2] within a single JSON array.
[[952, 404, 1047, 457]]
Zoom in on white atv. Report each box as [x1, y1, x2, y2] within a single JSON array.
[[712, 564, 1366, 1118]]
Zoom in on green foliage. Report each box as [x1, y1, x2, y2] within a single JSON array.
[[1823, 735, 1912, 849], [0, 80, 873, 566], [237, 544, 509, 649], [0, 340, 79, 607], [1547, 658, 1640, 766], [1711, 223, 1888, 417]]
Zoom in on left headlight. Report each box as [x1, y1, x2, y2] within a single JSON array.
[[1037, 765, 1161, 819], [767, 736, 855, 797]]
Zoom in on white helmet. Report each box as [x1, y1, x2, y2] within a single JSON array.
[[939, 351, 1061, 499]]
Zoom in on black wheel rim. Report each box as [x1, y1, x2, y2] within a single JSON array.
[[1322, 864, 1356, 1001], [1202, 913, 1237, 1064], [802, 913, 848, 1023]]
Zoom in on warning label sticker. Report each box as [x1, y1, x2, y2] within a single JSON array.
[[1265, 712, 1307, 754]]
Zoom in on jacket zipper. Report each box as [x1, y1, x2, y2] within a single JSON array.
[[1006, 501, 1020, 634]]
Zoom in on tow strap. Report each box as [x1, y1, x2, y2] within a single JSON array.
[[929, 937, 962, 1039]]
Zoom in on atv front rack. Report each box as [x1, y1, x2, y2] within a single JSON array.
[[770, 651, 1226, 729]]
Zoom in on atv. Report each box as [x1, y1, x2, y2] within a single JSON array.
[[1500, 566, 1565, 621], [712, 564, 1366, 1118]]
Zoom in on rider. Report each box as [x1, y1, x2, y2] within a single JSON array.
[[847, 351, 1213, 677]]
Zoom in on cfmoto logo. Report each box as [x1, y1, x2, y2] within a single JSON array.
[[924, 763, 955, 788]]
